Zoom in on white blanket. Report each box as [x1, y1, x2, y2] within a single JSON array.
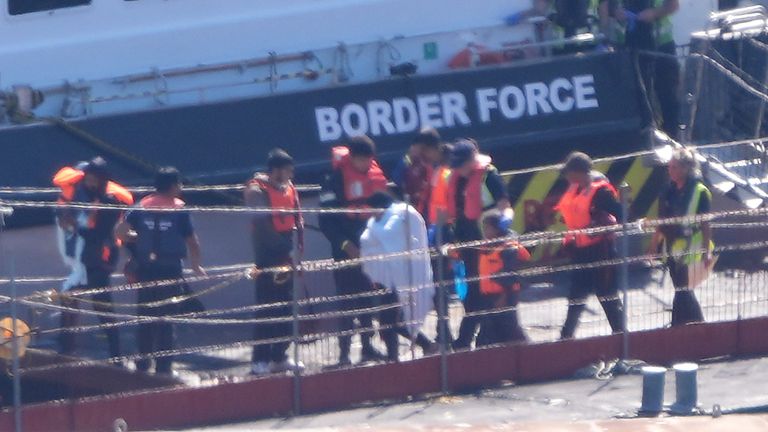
[[360, 203, 434, 334], [56, 224, 86, 291]]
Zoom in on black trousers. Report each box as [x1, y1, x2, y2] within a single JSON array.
[[638, 43, 681, 139], [378, 290, 434, 360], [476, 291, 528, 347], [334, 265, 382, 360], [668, 258, 705, 326], [59, 266, 121, 360], [135, 263, 183, 374], [453, 246, 486, 350], [431, 254, 454, 346], [251, 272, 292, 364], [561, 242, 625, 339]]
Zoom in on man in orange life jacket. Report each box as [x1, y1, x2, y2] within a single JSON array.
[[556, 152, 625, 339], [319, 135, 389, 365], [116, 167, 205, 376], [476, 209, 530, 347], [446, 139, 511, 350], [391, 127, 443, 217], [427, 142, 456, 346], [244, 149, 305, 375], [53, 157, 134, 361]]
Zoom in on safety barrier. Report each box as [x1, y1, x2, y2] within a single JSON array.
[[2, 122, 768, 430], [1, 178, 768, 430]]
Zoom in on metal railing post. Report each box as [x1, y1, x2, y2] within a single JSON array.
[[619, 183, 631, 360], [1, 206, 22, 432], [291, 229, 302, 416], [436, 217, 449, 394], [404, 196, 416, 361]]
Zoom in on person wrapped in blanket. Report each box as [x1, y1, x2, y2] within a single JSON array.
[[53, 157, 133, 362]]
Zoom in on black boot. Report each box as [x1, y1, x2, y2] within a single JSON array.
[[338, 335, 352, 365], [452, 315, 479, 350], [381, 329, 400, 362], [415, 332, 438, 355], [600, 299, 625, 334], [360, 334, 387, 362], [561, 304, 586, 340]]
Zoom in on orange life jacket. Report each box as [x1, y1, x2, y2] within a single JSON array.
[[428, 165, 453, 225], [332, 146, 388, 219], [52, 166, 134, 206], [479, 241, 531, 295], [556, 179, 618, 248], [248, 177, 301, 233], [53, 166, 134, 262], [139, 194, 185, 208], [446, 155, 494, 221]]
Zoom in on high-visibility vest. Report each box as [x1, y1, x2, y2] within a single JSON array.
[[331, 146, 388, 219], [248, 177, 301, 233], [428, 166, 452, 225], [446, 155, 497, 222], [621, 0, 675, 47], [556, 179, 618, 248], [665, 180, 714, 265], [479, 242, 531, 295]]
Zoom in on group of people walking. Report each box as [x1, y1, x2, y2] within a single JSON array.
[[51, 128, 713, 376]]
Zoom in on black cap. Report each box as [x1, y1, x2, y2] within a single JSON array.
[[267, 148, 294, 170], [155, 166, 182, 193], [348, 135, 376, 157], [366, 191, 395, 209], [449, 139, 478, 168], [83, 156, 110, 180], [562, 151, 593, 174], [412, 127, 441, 148]]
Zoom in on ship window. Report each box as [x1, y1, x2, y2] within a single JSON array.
[[8, 0, 91, 15]]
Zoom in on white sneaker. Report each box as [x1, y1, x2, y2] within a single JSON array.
[[251, 361, 271, 376], [270, 358, 305, 373]]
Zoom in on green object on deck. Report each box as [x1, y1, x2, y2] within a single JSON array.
[[424, 42, 438, 60]]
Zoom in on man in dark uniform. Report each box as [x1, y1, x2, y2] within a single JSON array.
[[319, 136, 389, 365], [650, 147, 711, 326], [391, 127, 443, 217], [446, 139, 511, 350], [601, 0, 681, 138], [116, 167, 205, 376], [53, 157, 134, 362], [556, 152, 625, 339], [245, 149, 304, 375]]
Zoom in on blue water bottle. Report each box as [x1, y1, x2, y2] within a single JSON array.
[[453, 260, 468, 301]]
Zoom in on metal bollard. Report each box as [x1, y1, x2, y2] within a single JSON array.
[[639, 365, 667, 416], [619, 183, 630, 359], [671, 362, 699, 415]]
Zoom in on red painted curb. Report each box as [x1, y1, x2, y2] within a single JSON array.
[[2, 317, 767, 432], [301, 356, 441, 413]]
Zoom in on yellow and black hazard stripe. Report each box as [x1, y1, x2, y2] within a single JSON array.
[[502, 154, 667, 262]]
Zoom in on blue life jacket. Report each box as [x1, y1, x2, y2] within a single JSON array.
[[133, 195, 188, 266]]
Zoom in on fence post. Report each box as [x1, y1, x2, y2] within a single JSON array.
[[619, 183, 631, 360], [403, 196, 416, 361], [1, 206, 22, 432], [291, 229, 302, 416], [435, 217, 449, 394]]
